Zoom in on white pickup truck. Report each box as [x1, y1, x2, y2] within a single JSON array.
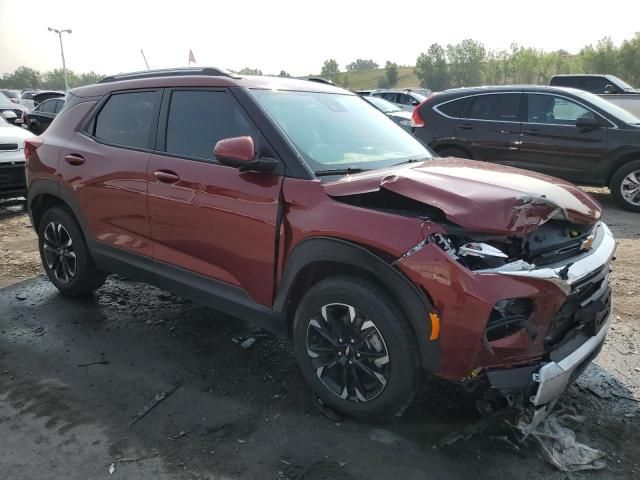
[[549, 74, 640, 118]]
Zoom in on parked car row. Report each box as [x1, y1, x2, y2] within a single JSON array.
[[357, 88, 433, 111]]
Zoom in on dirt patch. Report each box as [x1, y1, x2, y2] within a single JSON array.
[[0, 200, 42, 288]]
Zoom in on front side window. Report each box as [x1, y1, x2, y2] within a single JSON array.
[[164, 90, 258, 161], [251, 90, 433, 173], [381, 92, 399, 103], [527, 94, 593, 125], [467, 94, 521, 122], [94, 91, 159, 149], [54, 99, 65, 113]]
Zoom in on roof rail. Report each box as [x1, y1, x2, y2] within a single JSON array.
[[98, 67, 236, 83]]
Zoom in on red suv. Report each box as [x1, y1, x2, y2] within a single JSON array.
[[26, 68, 615, 420]]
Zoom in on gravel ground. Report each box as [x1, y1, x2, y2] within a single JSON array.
[[0, 190, 639, 480]]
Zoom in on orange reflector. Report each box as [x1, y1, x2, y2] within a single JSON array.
[[429, 312, 440, 340]]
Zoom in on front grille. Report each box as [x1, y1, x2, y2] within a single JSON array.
[[0, 143, 19, 151], [0, 164, 26, 192], [545, 265, 611, 347], [12, 109, 23, 119]]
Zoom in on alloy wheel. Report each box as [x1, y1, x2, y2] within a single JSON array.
[[621, 170, 640, 206], [306, 303, 390, 403], [42, 221, 77, 284]]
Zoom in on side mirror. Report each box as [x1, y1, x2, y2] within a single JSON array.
[[214, 136, 278, 173], [603, 84, 619, 94], [1, 110, 17, 121], [576, 115, 603, 130], [411, 100, 419, 106]]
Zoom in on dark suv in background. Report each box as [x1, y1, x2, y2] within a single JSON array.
[[550, 74, 639, 94], [26, 68, 615, 421], [412, 85, 640, 211]]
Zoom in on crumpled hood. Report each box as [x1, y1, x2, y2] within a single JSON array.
[[322, 158, 602, 235]]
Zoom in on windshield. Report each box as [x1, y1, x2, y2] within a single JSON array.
[[364, 96, 401, 113], [0, 92, 11, 104], [576, 90, 640, 125], [251, 90, 433, 174]]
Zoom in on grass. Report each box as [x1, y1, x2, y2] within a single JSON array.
[[337, 66, 420, 90]]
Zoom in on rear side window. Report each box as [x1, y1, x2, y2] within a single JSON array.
[[467, 94, 521, 122], [94, 91, 159, 149], [437, 97, 471, 118], [53, 99, 65, 113], [164, 90, 258, 161], [40, 100, 56, 114]]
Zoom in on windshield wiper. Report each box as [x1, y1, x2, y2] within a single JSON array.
[[315, 167, 369, 177], [392, 157, 429, 167]]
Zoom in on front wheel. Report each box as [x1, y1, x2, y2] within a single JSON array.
[[292, 277, 420, 419], [610, 160, 640, 212]]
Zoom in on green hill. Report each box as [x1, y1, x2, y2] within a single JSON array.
[[337, 66, 420, 90]]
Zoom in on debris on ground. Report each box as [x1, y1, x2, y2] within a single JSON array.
[[314, 396, 344, 422], [129, 382, 182, 427], [517, 409, 606, 472], [108, 463, 116, 475], [33, 327, 45, 336], [77, 360, 110, 367]]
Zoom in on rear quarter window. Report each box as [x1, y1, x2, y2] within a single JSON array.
[[93, 91, 159, 149], [436, 97, 471, 118]]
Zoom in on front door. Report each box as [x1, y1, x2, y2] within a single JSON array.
[[455, 92, 523, 165], [147, 89, 283, 306], [515, 93, 608, 182]]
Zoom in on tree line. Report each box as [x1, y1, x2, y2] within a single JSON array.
[[3, 34, 638, 92], [320, 34, 640, 91], [0, 66, 103, 90]]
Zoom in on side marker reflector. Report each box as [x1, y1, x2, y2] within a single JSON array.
[[429, 312, 440, 340]]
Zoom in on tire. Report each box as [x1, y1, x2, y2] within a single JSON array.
[[610, 160, 640, 213], [292, 276, 420, 420], [38, 206, 107, 295], [436, 146, 471, 159]]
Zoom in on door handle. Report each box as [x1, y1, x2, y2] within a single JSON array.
[[458, 123, 474, 131], [153, 170, 180, 184], [64, 153, 85, 166], [525, 127, 540, 134]]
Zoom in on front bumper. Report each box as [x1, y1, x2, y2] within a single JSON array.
[[531, 313, 609, 405], [0, 160, 27, 198]]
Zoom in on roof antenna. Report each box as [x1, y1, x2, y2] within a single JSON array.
[[140, 49, 150, 70]]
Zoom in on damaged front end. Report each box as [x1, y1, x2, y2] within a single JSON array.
[[322, 160, 615, 418], [396, 219, 615, 418]]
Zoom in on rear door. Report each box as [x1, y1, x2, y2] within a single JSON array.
[[147, 88, 284, 306], [454, 92, 523, 164], [514, 93, 608, 182], [57, 89, 161, 258]]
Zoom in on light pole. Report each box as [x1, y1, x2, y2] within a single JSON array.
[[48, 27, 72, 91]]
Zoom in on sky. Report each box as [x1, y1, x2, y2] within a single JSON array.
[[1, 0, 639, 77]]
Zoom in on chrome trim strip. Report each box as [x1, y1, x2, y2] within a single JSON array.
[[479, 222, 616, 294], [433, 91, 617, 129]]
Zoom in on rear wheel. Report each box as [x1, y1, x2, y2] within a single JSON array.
[[292, 277, 420, 419], [38, 207, 107, 295], [436, 146, 470, 159], [610, 160, 640, 212]]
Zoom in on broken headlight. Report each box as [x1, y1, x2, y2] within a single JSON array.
[[431, 234, 513, 270]]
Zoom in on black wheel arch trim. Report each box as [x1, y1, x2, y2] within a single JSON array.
[[430, 139, 474, 159], [273, 236, 441, 373], [28, 179, 92, 239]]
